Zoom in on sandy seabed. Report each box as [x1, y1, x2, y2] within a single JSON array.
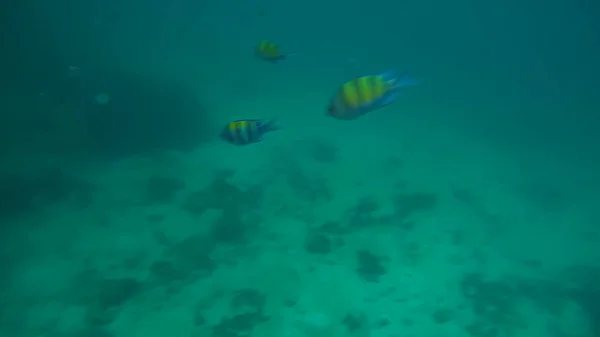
[[1, 103, 598, 337]]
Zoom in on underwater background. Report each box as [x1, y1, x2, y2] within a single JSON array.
[[1, 0, 599, 336]]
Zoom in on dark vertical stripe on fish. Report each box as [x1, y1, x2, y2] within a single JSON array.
[[234, 123, 244, 144], [247, 122, 257, 142], [243, 123, 251, 144], [370, 76, 378, 98]]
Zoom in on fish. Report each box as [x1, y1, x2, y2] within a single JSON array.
[[326, 71, 418, 120], [220, 119, 280, 146], [255, 40, 287, 63]]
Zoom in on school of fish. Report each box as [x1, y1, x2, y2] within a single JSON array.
[[220, 40, 418, 146]]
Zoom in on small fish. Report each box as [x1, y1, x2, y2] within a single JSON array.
[[326, 71, 418, 120], [255, 40, 287, 63], [221, 119, 280, 146]]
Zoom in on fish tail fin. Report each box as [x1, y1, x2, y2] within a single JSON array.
[[395, 72, 419, 88], [261, 119, 281, 133], [281, 52, 297, 61], [378, 71, 417, 106], [381, 70, 419, 88], [269, 54, 290, 63], [380, 70, 398, 82]]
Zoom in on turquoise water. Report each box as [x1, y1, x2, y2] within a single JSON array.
[[1, 1, 599, 337]]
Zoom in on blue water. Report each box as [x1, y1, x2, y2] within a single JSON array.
[[1, 1, 599, 337]]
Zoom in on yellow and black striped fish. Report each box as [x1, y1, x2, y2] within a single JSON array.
[[255, 40, 286, 63], [220, 119, 280, 146], [326, 71, 417, 120]]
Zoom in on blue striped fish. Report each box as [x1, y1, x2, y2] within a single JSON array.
[[326, 71, 418, 120], [220, 119, 280, 146]]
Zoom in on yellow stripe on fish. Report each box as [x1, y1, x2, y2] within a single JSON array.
[[257, 40, 280, 58], [256, 40, 286, 62], [341, 75, 390, 108], [228, 120, 250, 133]]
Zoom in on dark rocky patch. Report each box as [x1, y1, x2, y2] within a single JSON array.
[[460, 273, 524, 337], [432, 308, 454, 324], [267, 148, 333, 204], [375, 317, 391, 328], [164, 234, 218, 277], [343, 311, 368, 334], [309, 140, 338, 163], [93, 278, 143, 309], [393, 192, 437, 222], [303, 221, 347, 254], [183, 171, 262, 216], [285, 168, 332, 203], [183, 172, 263, 245], [342, 192, 436, 230], [304, 233, 332, 255], [153, 230, 170, 246], [75, 276, 144, 326], [283, 299, 297, 308], [195, 289, 227, 314], [452, 188, 499, 224], [194, 311, 206, 326], [210, 209, 252, 244], [555, 266, 600, 337], [346, 197, 380, 228], [211, 312, 269, 337], [210, 289, 269, 337], [146, 233, 219, 294], [461, 273, 519, 325], [318, 221, 350, 236], [0, 168, 94, 219], [574, 288, 600, 337], [465, 321, 500, 337], [356, 250, 387, 282], [149, 260, 190, 284], [231, 289, 266, 311], [143, 175, 185, 204], [375, 317, 392, 329]]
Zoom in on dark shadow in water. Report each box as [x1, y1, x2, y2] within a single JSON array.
[[0, 168, 95, 221], [84, 70, 213, 159], [0, 68, 214, 220]]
